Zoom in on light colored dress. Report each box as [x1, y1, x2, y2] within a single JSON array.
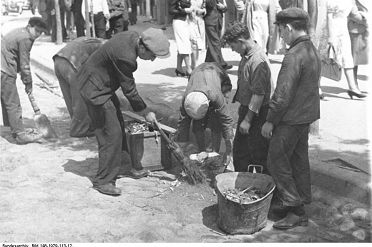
[[242, 0, 281, 54], [189, 0, 206, 51], [321, 0, 359, 69]]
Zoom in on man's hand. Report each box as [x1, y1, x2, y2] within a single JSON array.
[[25, 83, 32, 95], [261, 121, 274, 139], [184, 8, 192, 14], [145, 112, 156, 124], [196, 9, 206, 15], [128, 7, 132, 13], [216, 2, 226, 10], [239, 119, 250, 135]]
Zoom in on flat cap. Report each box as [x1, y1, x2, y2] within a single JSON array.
[[274, 7, 309, 25], [28, 17, 48, 33], [184, 92, 210, 120], [141, 28, 170, 58]]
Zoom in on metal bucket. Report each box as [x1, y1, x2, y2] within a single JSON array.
[[215, 172, 276, 234]]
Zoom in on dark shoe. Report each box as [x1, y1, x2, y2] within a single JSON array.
[[15, 129, 43, 145], [270, 204, 291, 219], [118, 168, 149, 179], [222, 64, 233, 70], [175, 69, 186, 77], [347, 90, 367, 99], [93, 183, 121, 196], [273, 212, 308, 230]]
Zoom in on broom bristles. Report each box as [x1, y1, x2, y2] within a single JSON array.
[[181, 157, 206, 184]]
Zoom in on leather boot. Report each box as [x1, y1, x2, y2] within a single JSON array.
[[273, 212, 309, 230], [93, 183, 121, 196]]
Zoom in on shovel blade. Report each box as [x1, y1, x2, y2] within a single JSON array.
[[34, 114, 58, 139]]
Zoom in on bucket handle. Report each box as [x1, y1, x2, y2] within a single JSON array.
[[247, 165, 263, 174]]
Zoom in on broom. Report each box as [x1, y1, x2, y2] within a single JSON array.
[[153, 118, 206, 185], [27, 92, 58, 139]]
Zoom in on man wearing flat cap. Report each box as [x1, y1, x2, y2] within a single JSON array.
[[261, 7, 321, 229], [77, 28, 170, 196], [176, 62, 234, 166], [1, 17, 48, 145]]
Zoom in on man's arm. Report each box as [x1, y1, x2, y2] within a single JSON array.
[[239, 61, 270, 134], [18, 38, 34, 93], [212, 94, 234, 153], [175, 104, 192, 143], [116, 59, 147, 112], [266, 53, 300, 126], [307, 0, 317, 37]]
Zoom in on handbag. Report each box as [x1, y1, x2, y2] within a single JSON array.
[[321, 45, 342, 81]]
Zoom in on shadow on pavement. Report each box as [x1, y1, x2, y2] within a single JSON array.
[[202, 204, 225, 234], [62, 158, 97, 183]]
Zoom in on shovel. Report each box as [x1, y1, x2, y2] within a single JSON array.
[[27, 92, 58, 139]]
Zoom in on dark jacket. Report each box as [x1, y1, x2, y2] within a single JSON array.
[[53, 37, 104, 71], [1, 27, 34, 84], [107, 0, 132, 20], [266, 35, 320, 125], [77, 31, 146, 111], [204, 0, 226, 26], [178, 63, 234, 141], [169, 0, 191, 21]]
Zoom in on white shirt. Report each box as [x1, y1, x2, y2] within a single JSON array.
[[82, 0, 110, 19]]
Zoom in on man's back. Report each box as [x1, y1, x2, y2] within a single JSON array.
[[53, 37, 104, 71], [1, 27, 34, 76]]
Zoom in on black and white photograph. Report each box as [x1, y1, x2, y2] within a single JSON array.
[[0, 0, 370, 244]]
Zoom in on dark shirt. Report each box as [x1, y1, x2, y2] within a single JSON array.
[[266, 35, 321, 125], [233, 43, 271, 107], [204, 0, 226, 26], [107, 0, 132, 20], [78, 31, 146, 111], [169, 0, 191, 21], [1, 27, 34, 84], [178, 63, 234, 141], [53, 37, 103, 71]]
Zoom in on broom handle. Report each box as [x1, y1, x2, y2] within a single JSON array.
[[153, 119, 172, 145], [27, 92, 41, 114]]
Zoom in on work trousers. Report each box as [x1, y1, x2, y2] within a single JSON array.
[[51, 10, 67, 42], [205, 23, 227, 68], [129, 2, 138, 24], [267, 123, 312, 207], [73, 0, 85, 37], [106, 15, 129, 39], [85, 94, 128, 186], [54, 57, 92, 137], [233, 105, 269, 173], [93, 12, 107, 39], [1, 72, 24, 135]]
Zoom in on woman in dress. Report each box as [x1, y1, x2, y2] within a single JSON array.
[[322, 0, 366, 99], [242, 0, 281, 54], [169, 0, 193, 77], [348, 0, 368, 94], [189, 0, 206, 70]]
